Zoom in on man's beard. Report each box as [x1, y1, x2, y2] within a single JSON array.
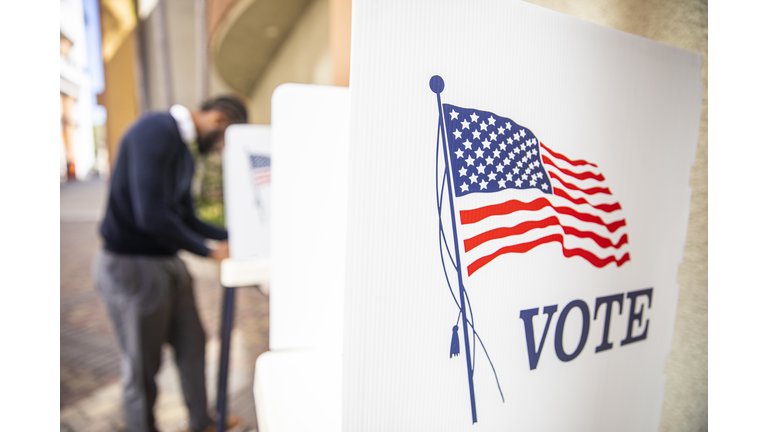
[[197, 129, 224, 155]]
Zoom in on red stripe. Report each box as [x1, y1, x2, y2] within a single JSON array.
[[562, 226, 628, 249], [460, 197, 550, 224], [555, 205, 626, 233], [541, 155, 604, 181], [548, 171, 611, 196], [539, 142, 597, 167], [459, 197, 625, 233], [553, 188, 621, 213], [463, 216, 560, 252], [466, 233, 630, 276], [463, 215, 628, 252]]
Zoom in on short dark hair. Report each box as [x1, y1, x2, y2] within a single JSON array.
[[200, 95, 248, 124]]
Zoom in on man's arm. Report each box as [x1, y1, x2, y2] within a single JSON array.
[[126, 125, 213, 257], [182, 193, 229, 241]]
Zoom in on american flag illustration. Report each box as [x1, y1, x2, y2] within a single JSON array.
[[250, 154, 271, 189], [430, 75, 630, 424], [442, 104, 631, 277]]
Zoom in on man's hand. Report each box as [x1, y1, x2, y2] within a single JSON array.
[[208, 240, 229, 261]]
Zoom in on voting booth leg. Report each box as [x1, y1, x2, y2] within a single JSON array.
[[216, 287, 236, 432]]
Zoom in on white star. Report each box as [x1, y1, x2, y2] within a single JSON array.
[[466, 155, 475, 165], [476, 164, 487, 174], [498, 179, 507, 188], [541, 183, 548, 190], [506, 122, 512, 130], [470, 113, 479, 122], [493, 149, 501, 158], [529, 179, 537, 187], [488, 172, 497, 181], [499, 142, 507, 151], [480, 121, 488, 131], [513, 132, 520, 141], [522, 173, 528, 180], [497, 126, 505, 135], [513, 167, 520, 174], [462, 139, 473, 149], [508, 152, 515, 159], [449, 110, 459, 120], [472, 130, 481, 140], [459, 167, 468, 177], [528, 163, 534, 170], [474, 148, 484, 158], [469, 173, 478, 183], [503, 158, 510, 166], [496, 163, 504, 172], [526, 151, 531, 158], [517, 161, 523, 168], [481, 139, 491, 149], [507, 137, 513, 144], [522, 156, 528, 163], [489, 132, 497, 141], [506, 172, 513, 181], [485, 156, 494, 165], [537, 172, 544, 179], [532, 149, 537, 155], [515, 179, 523, 187], [534, 161, 540, 168], [453, 129, 462, 139], [514, 147, 521, 154], [461, 119, 470, 130], [525, 168, 531, 175], [520, 129, 526, 138], [488, 116, 496, 126], [460, 183, 469, 192], [532, 138, 537, 145], [454, 149, 464, 158], [479, 179, 489, 190]]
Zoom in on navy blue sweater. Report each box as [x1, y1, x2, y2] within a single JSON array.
[[100, 113, 227, 257]]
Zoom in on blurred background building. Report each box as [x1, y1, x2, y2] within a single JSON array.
[[69, 0, 351, 173]]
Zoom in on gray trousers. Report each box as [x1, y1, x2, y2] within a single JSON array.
[[94, 250, 213, 432]]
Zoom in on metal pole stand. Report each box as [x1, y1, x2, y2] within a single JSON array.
[[215, 286, 237, 432]]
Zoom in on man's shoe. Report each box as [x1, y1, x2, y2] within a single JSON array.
[[185, 416, 241, 432]]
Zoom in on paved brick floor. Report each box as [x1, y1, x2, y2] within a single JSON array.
[[61, 180, 269, 431]]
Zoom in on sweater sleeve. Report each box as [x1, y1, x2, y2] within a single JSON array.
[[126, 125, 212, 257]]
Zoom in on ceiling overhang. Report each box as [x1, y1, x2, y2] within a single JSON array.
[[211, 0, 312, 96]]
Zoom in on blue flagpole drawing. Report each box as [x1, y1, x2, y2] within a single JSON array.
[[431, 75, 478, 423], [432, 75, 505, 424]]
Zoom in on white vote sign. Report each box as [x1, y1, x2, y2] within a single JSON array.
[[343, 1, 702, 431], [223, 124, 271, 260]]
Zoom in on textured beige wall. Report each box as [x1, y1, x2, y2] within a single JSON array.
[[522, 1, 707, 430], [247, 0, 332, 124]]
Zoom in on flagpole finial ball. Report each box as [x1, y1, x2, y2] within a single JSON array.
[[430, 75, 444, 94]]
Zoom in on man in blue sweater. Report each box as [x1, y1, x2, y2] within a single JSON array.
[[94, 96, 247, 432]]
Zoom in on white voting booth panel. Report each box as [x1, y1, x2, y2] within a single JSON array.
[[253, 84, 349, 432], [343, 1, 702, 431], [222, 124, 271, 288], [268, 84, 349, 352]]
